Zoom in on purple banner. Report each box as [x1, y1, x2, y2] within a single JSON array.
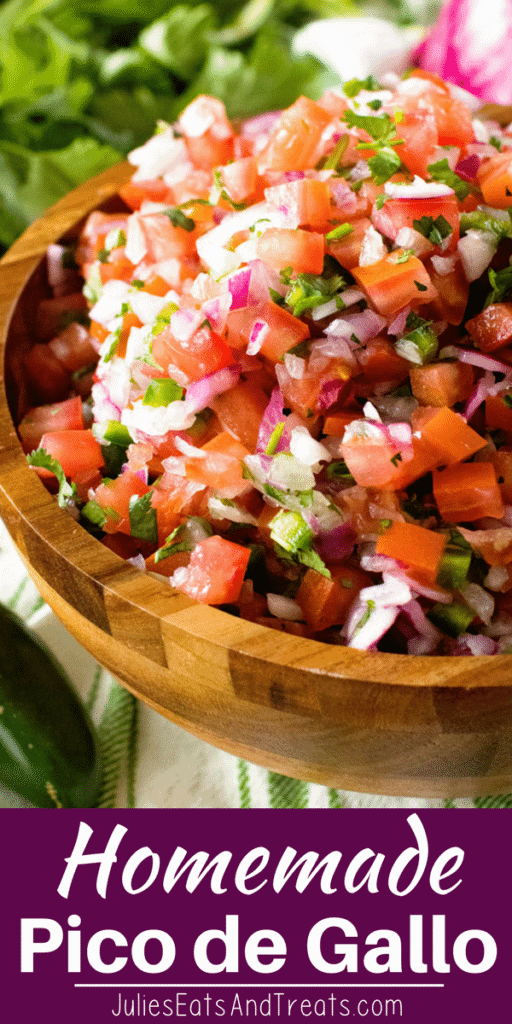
[[0, 810, 509, 1022]]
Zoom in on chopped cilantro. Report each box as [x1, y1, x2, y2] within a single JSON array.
[[342, 109, 404, 185], [414, 280, 428, 291], [394, 249, 414, 263], [490, 136, 502, 151], [486, 264, 512, 306], [285, 266, 346, 318], [343, 75, 382, 98], [375, 194, 389, 210], [162, 207, 196, 232], [390, 452, 403, 466], [96, 248, 110, 264], [367, 100, 382, 111], [154, 525, 193, 564], [26, 448, 78, 509], [131, 279, 145, 289], [128, 491, 158, 544], [213, 169, 247, 211], [269, 287, 285, 306], [427, 159, 472, 202], [413, 214, 453, 246], [326, 460, 355, 482]]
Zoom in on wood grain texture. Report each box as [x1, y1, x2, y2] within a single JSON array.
[[1, 162, 512, 798]]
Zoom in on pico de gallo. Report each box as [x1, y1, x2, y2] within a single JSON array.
[[20, 71, 512, 654]]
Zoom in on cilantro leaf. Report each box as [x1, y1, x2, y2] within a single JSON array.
[[413, 214, 453, 246], [285, 268, 346, 318], [162, 207, 195, 231], [343, 109, 398, 144], [487, 264, 512, 306], [343, 75, 382, 98], [213, 169, 247, 211], [427, 159, 472, 201], [154, 525, 193, 564], [129, 491, 158, 544], [26, 448, 77, 509], [368, 146, 401, 186]]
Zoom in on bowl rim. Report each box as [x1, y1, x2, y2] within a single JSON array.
[[1, 162, 512, 692]]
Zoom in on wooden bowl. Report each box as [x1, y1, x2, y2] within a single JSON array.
[[1, 163, 512, 800]]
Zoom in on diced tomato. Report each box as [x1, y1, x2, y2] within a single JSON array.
[[477, 152, 512, 208], [326, 218, 372, 271], [375, 521, 447, 583], [184, 432, 250, 494], [426, 257, 469, 325], [173, 534, 250, 605], [390, 110, 438, 178], [371, 194, 459, 250], [211, 381, 269, 452], [323, 409, 363, 436], [381, 433, 439, 491], [426, 92, 474, 147], [409, 361, 474, 407], [142, 275, 173, 297], [355, 337, 410, 387], [296, 566, 370, 631], [218, 157, 258, 204], [257, 96, 331, 173], [225, 300, 309, 363], [266, 178, 331, 228], [466, 303, 512, 352], [139, 213, 199, 262], [433, 462, 505, 522], [119, 179, 174, 211], [352, 250, 437, 318], [317, 90, 349, 117], [415, 406, 487, 465], [145, 548, 191, 578], [99, 255, 135, 284], [38, 429, 104, 481], [490, 448, 512, 503], [77, 212, 129, 265], [95, 470, 150, 536], [23, 344, 72, 404], [48, 323, 98, 373], [150, 476, 209, 544], [151, 324, 234, 382], [36, 293, 88, 341], [485, 392, 512, 440], [256, 228, 325, 275], [89, 320, 110, 345], [340, 423, 414, 489], [18, 396, 85, 453]]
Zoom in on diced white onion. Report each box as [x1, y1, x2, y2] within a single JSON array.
[[267, 593, 304, 621], [174, 436, 207, 458], [457, 230, 497, 282], [89, 280, 130, 326], [431, 254, 456, 276], [363, 400, 382, 422], [460, 583, 494, 626], [289, 427, 331, 468], [385, 175, 454, 199], [284, 353, 306, 379], [128, 290, 172, 325], [485, 566, 510, 591], [359, 225, 387, 266], [129, 132, 189, 182], [122, 398, 196, 438], [208, 496, 257, 525]]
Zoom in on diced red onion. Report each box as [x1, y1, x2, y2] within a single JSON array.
[[329, 308, 387, 345], [317, 378, 349, 412], [455, 153, 481, 182], [388, 306, 410, 336], [121, 463, 148, 485], [202, 293, 232, 334], [228, 266, 252, 310], [241, 111, 281, 137], [315, 522, 356, 562], [284, 353, 306, 379], [247, 319, 270, 355], [464, 371, 495, 420], [402, 599, 442, 641], [458, 349, 512, 375], [284, 171, 305, 181], [170, 307, 203, 343], [289, 427, 330, 467], [186, 363, 241, 413]]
